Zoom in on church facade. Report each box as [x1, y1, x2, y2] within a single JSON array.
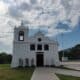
[[11, 24, 60, 68]]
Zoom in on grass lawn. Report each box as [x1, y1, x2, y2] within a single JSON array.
[[57, 74, 80, 80], [0, 64, 34, 80]]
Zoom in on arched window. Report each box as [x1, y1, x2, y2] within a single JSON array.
[[30, 44, 35, 50], [44, 44, 49, 50], [18, 31, 24, 41], [25, 58, 29, 67], [31, 58, 34, 67], [37, 44, 42, 50], [19, 58, 23, 67]]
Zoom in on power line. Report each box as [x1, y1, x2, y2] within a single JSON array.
[[0, 32, 13, 34], [0, 36, 11, 38], [0, 32, 13, 38]]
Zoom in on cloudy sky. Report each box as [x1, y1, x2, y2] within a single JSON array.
[[0, 0, 80, 53]]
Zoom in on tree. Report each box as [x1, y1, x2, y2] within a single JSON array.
[[59, 44, 80, 60], [0, 52, 12, 64]]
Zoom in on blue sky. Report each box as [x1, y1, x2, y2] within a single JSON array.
[[0, 0, 80, 53], [57, 23, 80, 50]]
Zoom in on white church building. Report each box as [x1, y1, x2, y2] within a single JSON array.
[[11, 23, 60, 68]]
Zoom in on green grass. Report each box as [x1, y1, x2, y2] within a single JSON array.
[[57, 74, 80, 80], [0, 64, 34, 80], [0, 64, 10, 69]]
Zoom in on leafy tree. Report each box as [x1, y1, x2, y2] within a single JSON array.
[[0, 52, 12, 64], [59, 44, 80, 60]]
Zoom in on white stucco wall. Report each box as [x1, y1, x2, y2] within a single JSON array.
[[11, 26, 60, 68]]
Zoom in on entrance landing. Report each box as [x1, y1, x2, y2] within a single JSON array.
[[31, 68, 60, 80]]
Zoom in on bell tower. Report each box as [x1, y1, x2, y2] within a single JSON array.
[[11, 21, 29, 67], [13, 21, 29, 42]]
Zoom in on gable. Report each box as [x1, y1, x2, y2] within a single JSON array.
[[29, 31, 58, 44]]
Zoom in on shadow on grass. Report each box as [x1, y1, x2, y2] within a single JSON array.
[[56, 74, 80, 80], [0, 64, 35, 80]]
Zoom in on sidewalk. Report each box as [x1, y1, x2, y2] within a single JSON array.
[[61, 61, 80, 70], [53, 68, 80, 77], [31, 68, 60, 80]]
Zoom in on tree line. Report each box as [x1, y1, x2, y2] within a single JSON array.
[[0, 52, 12, 64], [0, 44, 80, 64], [59, 44, 80, 61]]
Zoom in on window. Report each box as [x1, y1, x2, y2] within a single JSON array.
[[44, 44, 49, 50], [19, 58, 23, 67], [30, 44, 35, 50], [19, 31, 24, 41], [25, 58, 29, 66], [31, 59, 34, 66], [37, 44, 42, 50], [38, 38, 42, 42]]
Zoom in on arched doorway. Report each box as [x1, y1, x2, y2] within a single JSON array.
[[36, 53, 44, 67]]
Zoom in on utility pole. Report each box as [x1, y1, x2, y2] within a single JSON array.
[[61, 32, 65, 61]]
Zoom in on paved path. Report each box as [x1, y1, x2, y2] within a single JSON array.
[[31, 67, 80, 80], [53, 68, 80, 77], [61, 62, 80, 70], [31, 68, 60, 80]]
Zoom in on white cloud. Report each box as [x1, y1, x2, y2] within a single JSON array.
[[0, 0, 79, 52], [0, 1, 8, 15], [46, 27, 72, 37], [3, 0, 79, 28]]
